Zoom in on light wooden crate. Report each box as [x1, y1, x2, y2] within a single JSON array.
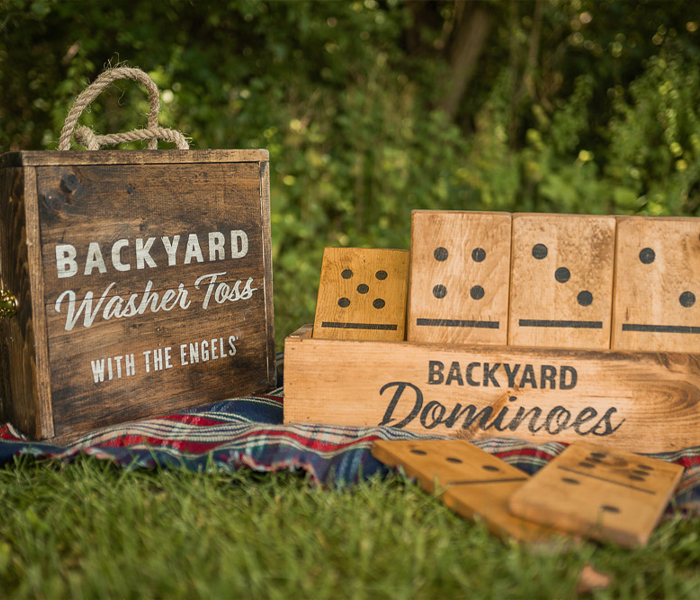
[[283, 324, 700, 453]]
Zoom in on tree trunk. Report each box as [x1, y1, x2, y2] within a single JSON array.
[[439, 2, 492, 119]]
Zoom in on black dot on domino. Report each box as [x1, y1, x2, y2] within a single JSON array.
[[471, 248, 486, 262], [410, 449, 427, 456], [470, 285, 485, 300], [482, 465, 500, 472], [341, 269, 354, 279], [373, 298, 385, 309], [577, 290, 593, 306], [680, 291, 696, 308], [532, 243, 548, 260], [639, 248, 655, 264], [434, 247, 448, 261], [562, 477, 580, 485], [338, 297, 350, 308], [375, 270, 388, 280], [445, 457, 463, 464], [357, 284, 369, 294], [601, 505, 621, 513], [433, 285, 447, 299], [555, 267, 570, 283], [579, 461, 596, 469]]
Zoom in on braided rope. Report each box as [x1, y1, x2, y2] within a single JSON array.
[[58, 66, 188, 151], [74, 125, 189, 150]]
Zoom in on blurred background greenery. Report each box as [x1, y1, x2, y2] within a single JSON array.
[[1, 0, 699, 346]]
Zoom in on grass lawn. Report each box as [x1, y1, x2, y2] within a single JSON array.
[[1, 456, 699, 599]]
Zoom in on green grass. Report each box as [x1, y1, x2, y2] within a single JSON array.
[[1, 456, 699, 600]]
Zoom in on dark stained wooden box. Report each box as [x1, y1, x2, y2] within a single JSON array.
[[0, 149, 275, 441]]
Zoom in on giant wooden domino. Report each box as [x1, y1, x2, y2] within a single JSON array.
[[371, 438, 683, 546], [508, 441, 684, 547], [284, 211, 700, 453], [371, 439, 553, 543], [312, 247, 408, 342], [612, 217, 700, 353], [407, 211, 511, 346], [508, 214, 616, 350]]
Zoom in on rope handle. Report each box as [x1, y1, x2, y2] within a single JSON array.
[[57, 66, 189, 151]]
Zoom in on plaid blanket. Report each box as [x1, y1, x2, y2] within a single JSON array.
[[1, 386, 699, 516]]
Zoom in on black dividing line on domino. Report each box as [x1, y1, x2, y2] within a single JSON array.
[[622, 323, 700, 334], [447, 477, 528, 486], [416, 318, 500, 329], [321, 322, 398, 331], [519, 319, 603, 329], [557, 466, 656, 495]]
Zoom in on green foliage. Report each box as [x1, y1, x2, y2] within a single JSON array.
[[1, 456, 700, 599], [606, 50, 700, 215], [1, 0, 699, 344]]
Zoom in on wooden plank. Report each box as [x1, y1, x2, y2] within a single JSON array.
[[508, 214, 616, 350], [0, 149, 269, 168], [23, 168, 54, 438], [372, 439, 552, 542], [312, 247, 409, 341], [407, 211, 511, 345], [259, 161, 276, 385], [35, 161, 273, 437], [0, 166, 44, 437], [284, 325, 700, 453], [612, 217, 700, 352], [508, 441, 684, 547]]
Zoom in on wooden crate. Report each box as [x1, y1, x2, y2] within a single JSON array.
[[283, 325, 700, 453], [0, 149, 275, 441]]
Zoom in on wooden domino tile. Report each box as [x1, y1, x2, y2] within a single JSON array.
[[312, 247, 409, 341], [371, 439, 552, 543], [407, 211, 512, 345], [508, 214, 616, 349], [612, 217, 700, 352], [508, 441, 684, 547]]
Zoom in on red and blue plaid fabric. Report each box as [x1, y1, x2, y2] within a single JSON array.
[[1, 386, 699, 516]]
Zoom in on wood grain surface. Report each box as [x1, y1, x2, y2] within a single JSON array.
[[0, 167, 53, 437], [312, 247, 409, 341], [508, 441, 684, 547], [1, 150, 275, 439], [372, 439, 552, 542], [0, 166, 38, 435], [0, 149, 269, 168], [407, 211, 511, 346], [612, 216, 700, 352], [284, 325, 700, 453], [508, 214, 616, 350]]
